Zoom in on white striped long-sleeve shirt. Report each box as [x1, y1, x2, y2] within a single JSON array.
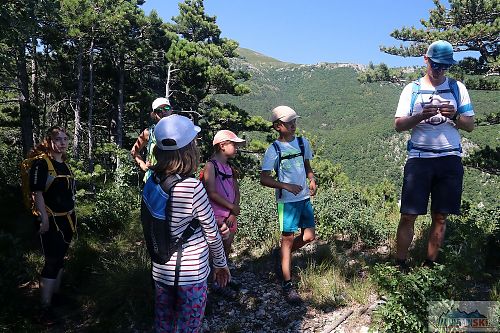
[[152, 178, 227, 286]]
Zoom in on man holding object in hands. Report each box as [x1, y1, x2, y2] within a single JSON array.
[[393, 40, 475, 271]]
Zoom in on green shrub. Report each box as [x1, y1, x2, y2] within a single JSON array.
[[371, 264, 449, 332], [314, 186, 398, 246], [443, 201, 500, 276], [78, 185, 137, 237], [237, 177, 278, 246]]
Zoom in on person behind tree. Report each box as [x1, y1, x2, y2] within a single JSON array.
[[260, 105, 317, 304], [394, 40, 475, 271], [130, 97, 173, 182], [145, 115, 230, 332], [29, 126, 76, 324]]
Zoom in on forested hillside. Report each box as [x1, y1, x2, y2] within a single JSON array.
[[222, 47, 500, 206]]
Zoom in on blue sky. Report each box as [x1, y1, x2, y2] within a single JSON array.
[[141, 0, 470, 67]]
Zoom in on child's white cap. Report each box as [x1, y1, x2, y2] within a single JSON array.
[[270, 105, 300, 123], [151, 97, 170, 110], [155, 115, 201, 151], [212, 130, 246, 146]]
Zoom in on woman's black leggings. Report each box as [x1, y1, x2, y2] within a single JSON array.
[[39, 213, 76, 279]]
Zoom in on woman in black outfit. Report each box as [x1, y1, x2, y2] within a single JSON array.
[[28, 126, 76, 322]]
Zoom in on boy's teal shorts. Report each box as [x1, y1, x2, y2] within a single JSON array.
[[277, 199, 315, 233]]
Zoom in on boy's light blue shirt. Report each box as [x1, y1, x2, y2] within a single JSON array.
[[262, 136, 313, 203]]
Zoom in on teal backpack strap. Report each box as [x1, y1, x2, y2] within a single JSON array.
[[447, 78, 460, 106], [409, 79, 421, 116]]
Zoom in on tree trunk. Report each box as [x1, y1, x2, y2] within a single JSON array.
[[87, 34, 95, 173], [116, 55, 124, 148], [17, 42, 34, 156], [73, 41, 84, 160], [31, 37, 40, 140]]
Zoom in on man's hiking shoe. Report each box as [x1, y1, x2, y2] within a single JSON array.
[[282, 282, 302, 305], [272, 248, 282, 280]]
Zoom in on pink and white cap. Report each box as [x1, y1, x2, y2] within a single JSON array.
[[212, 130, 246, 146]]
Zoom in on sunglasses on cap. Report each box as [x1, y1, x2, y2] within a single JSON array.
[[429, 59, 452, 71], [154, 105, 172, 113]]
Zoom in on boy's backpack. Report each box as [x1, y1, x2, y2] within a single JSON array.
[[272, 136, 305, 198], [140, 174, 200, 287], [20, 154, 57, 216], [409, 78, 460, 116]]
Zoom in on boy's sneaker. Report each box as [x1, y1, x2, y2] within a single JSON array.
[[282, 281, 302, 305]]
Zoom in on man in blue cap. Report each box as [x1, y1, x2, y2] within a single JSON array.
[[393, 40, 475, 271]]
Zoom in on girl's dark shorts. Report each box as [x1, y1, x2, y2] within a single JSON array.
[[400, 156, 463, 215]]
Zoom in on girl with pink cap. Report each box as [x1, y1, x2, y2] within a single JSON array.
[[202, 130, 246, 260]]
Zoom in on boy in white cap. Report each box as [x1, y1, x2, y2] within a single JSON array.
[[130, 97, 173, 182], [260, 105, 317, 304], [394, 40, 475, 271], [141, 115, 230, 332]]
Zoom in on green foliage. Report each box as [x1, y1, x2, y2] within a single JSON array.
[[443, 201, 500, 276], [371, 264, 450, 332], [380, 0, 500, 73], [464, 145, 500, 175], [79, 185, 137, 236], [237, 177, 278, 246], [314, 185, 399, 246]]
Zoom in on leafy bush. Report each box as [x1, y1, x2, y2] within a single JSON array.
[[314, 185, 398, 246], [443, 201, 500, 275], [78, 185, 137, 237], [371, 264, 449, 332], [237, 177, 278, 246]]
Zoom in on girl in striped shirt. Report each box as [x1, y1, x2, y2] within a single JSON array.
[[145, 115, 230, 332]]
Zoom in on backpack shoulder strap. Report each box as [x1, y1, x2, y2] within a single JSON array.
[[447, 77, 461, 107], [409, 79, 421, 116], [297, 136, 305, 160], [271, 141, 282, 176], [209, 159, 220, 178]]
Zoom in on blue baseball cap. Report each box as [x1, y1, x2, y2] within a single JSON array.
[[426, 40, 457, 65]]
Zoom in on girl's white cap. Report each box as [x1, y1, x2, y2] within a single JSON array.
[[155, 115, 201, 150]]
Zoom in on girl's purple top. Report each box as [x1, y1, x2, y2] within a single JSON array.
[[209, 160, 236, 218]]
